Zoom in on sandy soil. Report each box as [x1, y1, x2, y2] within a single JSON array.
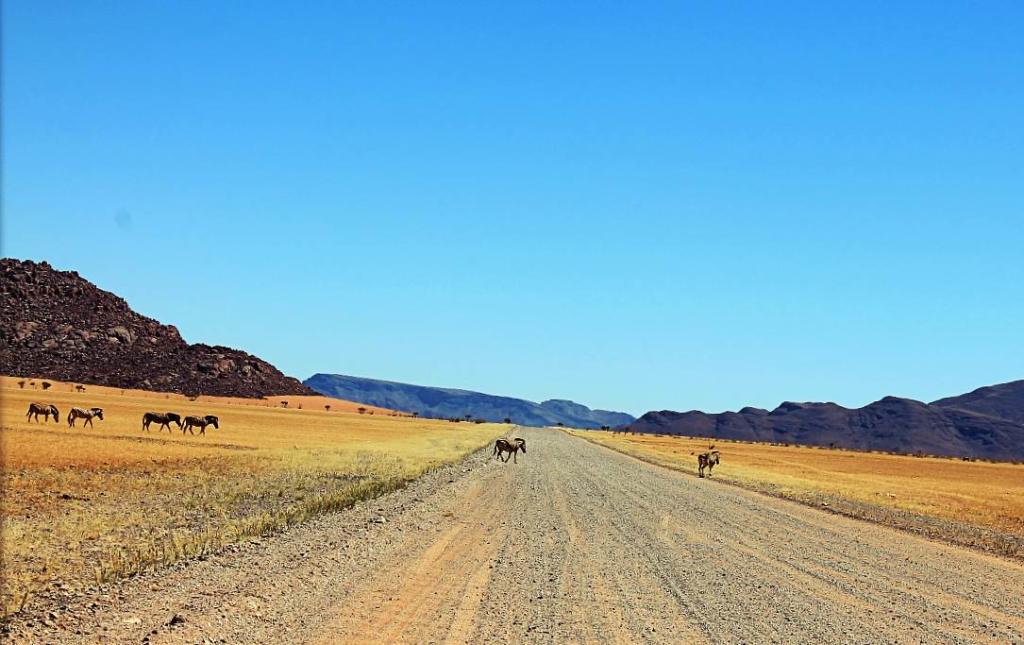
[[6, 428, 1024, 644]]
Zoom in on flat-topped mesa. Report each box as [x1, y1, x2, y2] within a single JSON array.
[[0, 258, 313, 397]]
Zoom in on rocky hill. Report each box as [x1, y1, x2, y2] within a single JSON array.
[[627, 385, 1024, 460], [932, 380, 1024, 426], [304, 373, 635, 428], [1, 258, 313, 397]]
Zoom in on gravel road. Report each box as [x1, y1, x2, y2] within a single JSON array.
[[7, 427, 1024, 644]]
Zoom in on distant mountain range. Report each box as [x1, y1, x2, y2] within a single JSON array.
[[304, 373, 635, 429], [627, 381, 1024, 460]]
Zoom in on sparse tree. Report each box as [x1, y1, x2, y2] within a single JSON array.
[[412, 412, 419, 418], [42, 382, 52, 390], [281, 401, 289, 408], [325, 405, 331, 412], [556, 422, 564, 427], [503, 417, 512, 424], [17, 380, 25, 389], [464, 414, 472, 421], [358, 407, 367, 414]]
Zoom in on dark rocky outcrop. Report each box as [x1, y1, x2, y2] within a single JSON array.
[[304, 373, 635, 428], [1, 258, 313, 397]]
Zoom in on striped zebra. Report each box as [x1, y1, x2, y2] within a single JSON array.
[[493, 438, 527, 463], [182, 415, 219, 435], [26, 402, 60, 423], [697, 450, 720, 478], [142, 412, 182, 432], [68, 407, 104, 428]]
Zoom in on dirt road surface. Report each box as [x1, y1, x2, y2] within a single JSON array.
[[8, 428, 1024, 643]]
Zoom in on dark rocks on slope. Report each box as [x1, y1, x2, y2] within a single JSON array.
[[0, 258, 313, 397]]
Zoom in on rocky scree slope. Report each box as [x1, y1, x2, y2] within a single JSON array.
[[1, 258, 312, 397]]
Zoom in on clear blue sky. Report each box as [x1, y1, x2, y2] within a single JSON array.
[[3, 2, 1022, 415]]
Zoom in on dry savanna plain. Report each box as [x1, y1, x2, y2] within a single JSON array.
[[0, 376, 507, 617], [572, 429, 1024, 560]]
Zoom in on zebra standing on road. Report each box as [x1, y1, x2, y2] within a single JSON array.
[[697, 450, 720, 478], [493, 438, 527, 463]]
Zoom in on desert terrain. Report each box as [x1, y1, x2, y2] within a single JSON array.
[[0, 376, 503, 618], [4, 424, 1024, 643], [573, 429, 1024, 559]]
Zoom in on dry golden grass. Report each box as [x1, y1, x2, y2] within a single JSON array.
[[1, 376, 506, 616], [571, 430, 1024, 558]]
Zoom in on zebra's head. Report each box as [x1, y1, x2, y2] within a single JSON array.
[[205, 415, 219, 429], [50, 405, 60, 422], [92, 408, 104, 420], [515, 438, 526, 453]]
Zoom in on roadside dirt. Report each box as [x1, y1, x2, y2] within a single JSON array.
[[6, 428, 1024, 643]]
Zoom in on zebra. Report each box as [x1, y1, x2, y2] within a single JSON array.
[[26, 402, 60, 423], [697, 450, 720, 478], [68, 407, 104, 428], [493, 438, 527, 463], [182, 415, 219, 435], [142, 412, 182, 432]]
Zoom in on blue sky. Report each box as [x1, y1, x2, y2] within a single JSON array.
[[3, 2, 1022, 415]]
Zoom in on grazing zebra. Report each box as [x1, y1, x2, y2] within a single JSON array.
[[182, 415, 219, 435], [697, 450, 720, 478], [142, 411, 182, 432], [25, 402, 60, 423], [68, 407, 104, 428], [493, 438, 527, 463]]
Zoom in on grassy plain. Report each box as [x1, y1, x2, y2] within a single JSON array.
[[572, 429, 1024, 559], [1, 377, 506, 616]]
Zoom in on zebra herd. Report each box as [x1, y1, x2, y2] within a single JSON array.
[[142, 411, 220, 435], [24, 403, 221, 436]]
